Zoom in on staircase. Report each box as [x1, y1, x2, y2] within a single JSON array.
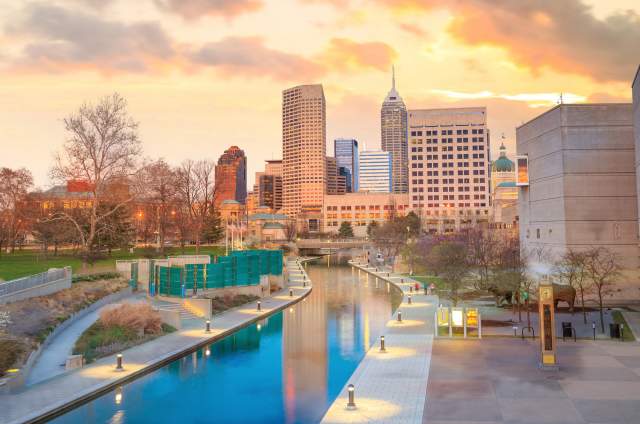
[[154, 300, 200, 321]]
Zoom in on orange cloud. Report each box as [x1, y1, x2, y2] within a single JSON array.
[[375, 0, 640, 82], [319, 38, 397, 72], [154, 0, 263, 20]]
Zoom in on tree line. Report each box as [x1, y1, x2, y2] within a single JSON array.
[[0, 93, 224, 264], [367, 218, 622, 333]]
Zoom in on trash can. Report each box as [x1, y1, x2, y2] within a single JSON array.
[[609, 323, 621, 339]]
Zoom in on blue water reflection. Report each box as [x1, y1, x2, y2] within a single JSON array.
[[52, 263, 401, 424]]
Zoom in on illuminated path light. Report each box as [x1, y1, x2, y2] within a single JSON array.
[[322, 261, 437, 424]]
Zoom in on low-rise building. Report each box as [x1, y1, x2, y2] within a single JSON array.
[[324, 192, 410, 237]]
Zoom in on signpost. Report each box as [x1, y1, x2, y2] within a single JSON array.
[[538, 278, 558, 369]]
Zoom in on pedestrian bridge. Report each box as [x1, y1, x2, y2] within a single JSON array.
[[295, 239, 370, 255]]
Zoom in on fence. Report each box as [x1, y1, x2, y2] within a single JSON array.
[[152, 249, 283, 297], [0, 267, 72, 304]]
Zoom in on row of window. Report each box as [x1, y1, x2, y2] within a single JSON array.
[[410, 129, 484, 136]]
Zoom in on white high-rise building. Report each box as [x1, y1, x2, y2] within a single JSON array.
[[381, 67, 408, 194], [408, 107, 490, 233], [359, 150, 392, 193]]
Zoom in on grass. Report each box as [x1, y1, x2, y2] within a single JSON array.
[[210, 294, 260, 315], [0, 337, 26, 377], [612, 310, 636, 342], [73, 322, 176, 363], [0, 246, 224, 281]]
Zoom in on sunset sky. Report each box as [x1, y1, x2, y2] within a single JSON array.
[[1, 0, 639, 188]]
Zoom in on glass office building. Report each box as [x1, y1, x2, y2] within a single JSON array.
[[334, 138, 359, 192], [359, 150, 392, 193]]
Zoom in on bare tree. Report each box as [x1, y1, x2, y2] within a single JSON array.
[[426, 240, 470, 306], [554, 249, 590, 323], [283, 219, 297, 242], [176, 159, 216, 253], [465, 228, 499, 291], [0, 167, 34, 252], [48, 93, 141, 264], [584, 247, 622, 333], [140, 159, 178, 252]]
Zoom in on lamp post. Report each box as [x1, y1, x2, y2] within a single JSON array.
[[380, 335, 386, 352], [205, 320, 211, 333], [115, 353, 124, 371], [257, 301, 261, 311], [397, 311, 403, 323], [347, 384, 356, 409]]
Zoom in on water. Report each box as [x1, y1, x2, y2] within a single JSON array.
[[50, 263, 401, 424]]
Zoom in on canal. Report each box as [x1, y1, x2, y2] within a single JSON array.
[[51, 261, 402, 424]]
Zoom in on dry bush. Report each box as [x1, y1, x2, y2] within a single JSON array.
[[100, 303, 162, 335]]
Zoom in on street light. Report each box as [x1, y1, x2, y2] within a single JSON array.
[[347, 384, 356, 409]]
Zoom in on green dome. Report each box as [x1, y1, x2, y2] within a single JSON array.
[[492, 143, 514, 172]]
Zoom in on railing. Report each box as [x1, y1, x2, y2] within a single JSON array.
[[0, 267, 71, 297]]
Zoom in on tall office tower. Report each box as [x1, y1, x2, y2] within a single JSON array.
[[254, 159, 283, 211], [334, 138, 359, 192], [381, 68, 408, 194], [282, 85, 326, 227], [633, 66, 640, 238], [359, 150, 392, 193], [407, 107, 490, 232], [214, 145, 247, 208], [326, 157, 346, 195]]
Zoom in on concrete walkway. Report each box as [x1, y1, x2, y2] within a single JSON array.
[[0, 259, 312, 424], [322, 261, 437, 424], [26, 294, 145, 386]]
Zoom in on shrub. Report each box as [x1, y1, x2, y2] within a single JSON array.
[[72, 272, 122, 283], [0, 337, 25, 377], [99, 303, 162, 335]]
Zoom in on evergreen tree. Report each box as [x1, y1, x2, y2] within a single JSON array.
[[202, 207, 224, 243], [338, 221, 354, 238]]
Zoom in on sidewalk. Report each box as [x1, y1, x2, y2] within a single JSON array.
[[321, 261, 437, 424], [26, 294, 146, 386], [0, 260, 312, 424]]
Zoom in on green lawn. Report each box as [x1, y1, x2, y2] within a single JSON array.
[[0, 246, 225, 281]]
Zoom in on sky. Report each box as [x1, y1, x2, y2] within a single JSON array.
[[1, 0, 639, 189]]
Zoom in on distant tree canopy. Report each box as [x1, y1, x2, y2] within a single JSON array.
[[338, 221, 354, 238]]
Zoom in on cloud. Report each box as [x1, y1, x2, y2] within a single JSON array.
[[430, 89, 587, 108], [319, 38, 396, 72], [376, 0, 640, 82], [9, 4, 174, 73], [190, 36, 324, 80], [154, 0, 262, 20]]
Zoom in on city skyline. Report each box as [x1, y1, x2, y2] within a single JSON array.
[[1, 0, 639, 188]]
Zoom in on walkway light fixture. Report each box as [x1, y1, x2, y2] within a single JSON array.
[[380, 335, 386, 352], [397, 311, 403, 323], [347, 384, 356, 409], [409, 285, 413, 293], [408, 294, 412, 304], [257, 301, 261, 311], [289, 288, 293, 297], [205, 320, 211, 333], [115, 354, 124, 371]]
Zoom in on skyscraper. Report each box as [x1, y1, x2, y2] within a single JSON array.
[[334, 138, 359, 192], [282, 84, 326, 229], [407, 107, 490, 232], [359, 150, 392, 193], [325, 157, 346, 195], [381, 67, 408, 194], [253, 159, 283, 212], [214, 146, 247, 208]]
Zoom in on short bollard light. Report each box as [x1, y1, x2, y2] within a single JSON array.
[[409, 286, 413, 293], [408, 294, 412, 304], [205, 320, 211, 333], [115, 353, 124, 371], [347, 384, 356, 409], [289, 288, 294, 297], [397, 311, 403, 323], [380, 335, 386, 352], [303, 280, 306, 287], [257, 301, 262, 311], [592, 322, 596, 340], [620, 324, 625, 340], [512, 326, 518, 337]]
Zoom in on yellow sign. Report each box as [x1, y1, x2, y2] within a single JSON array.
[[466, 308, 478, 327]]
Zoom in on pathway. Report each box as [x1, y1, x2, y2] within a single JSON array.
[[424, 338, 640, 424], [0, 259, 312, 424], [26, 294, 145, 386], [321, 261, 437, 424]]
